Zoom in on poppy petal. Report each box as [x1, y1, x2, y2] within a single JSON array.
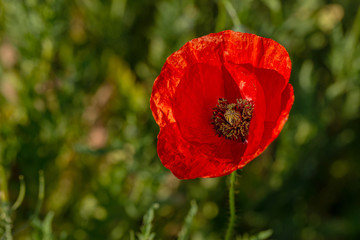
[[220, 31, 291, 81], [150, 42, 197, 128], [158, 123, 240, 179], [223, 63, 266, 157], [258, 83, 294, 154], [255, 68, 289, 122], [234, 83, 294, 168], [173, 63, 241, 145]]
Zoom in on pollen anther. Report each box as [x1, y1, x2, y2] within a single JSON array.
[[211, 98, 254, 142]]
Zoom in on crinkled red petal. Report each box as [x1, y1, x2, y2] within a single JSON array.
[[237, 83, 294, 168], [259, 83, 294, 150], [219, 31, 291, 82], [223, 63, 266, 157], [255, 68, 288, 122], [173, 63, 240, 144], [150, 42, 197, 128], [172, 63, 250, 164], [158, 123, 242, 179]]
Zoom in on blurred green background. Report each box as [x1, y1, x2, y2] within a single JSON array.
[[0, 0, 359, 239]]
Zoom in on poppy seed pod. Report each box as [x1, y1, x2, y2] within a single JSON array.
[[150, 30, 294, 179]]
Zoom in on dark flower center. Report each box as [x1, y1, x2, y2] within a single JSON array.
[[211, 98, 254, 142]]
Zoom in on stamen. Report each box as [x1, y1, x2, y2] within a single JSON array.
[[211, 98, 254, 142]]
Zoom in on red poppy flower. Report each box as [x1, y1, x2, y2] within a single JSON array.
[[150, 30, 294, 179]]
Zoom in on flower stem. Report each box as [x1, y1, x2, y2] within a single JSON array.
[[225, 171, 236, 240], [0, 164, 9, 202]]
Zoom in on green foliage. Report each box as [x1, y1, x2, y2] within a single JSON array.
[[31, 212, 55, 240], [136, 203, 159, 240], [178, 200, 198, 240], [237, 229, 273, 240], [0, 0, 359, 239], [10, 175, 25, 211]]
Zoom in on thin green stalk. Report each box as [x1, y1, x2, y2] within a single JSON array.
[[178, 200, 198, 240], [11, 175, 26, 211], [34, 170, 45, 218], [222, 0, 241, 31], [215, 0, 227, 32], [225, 171, 236, 240], [0, 164, 9, 202]]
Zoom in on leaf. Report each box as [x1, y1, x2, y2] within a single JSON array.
[[136, 203, 159, 240], [178, 200, 198, 240]]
